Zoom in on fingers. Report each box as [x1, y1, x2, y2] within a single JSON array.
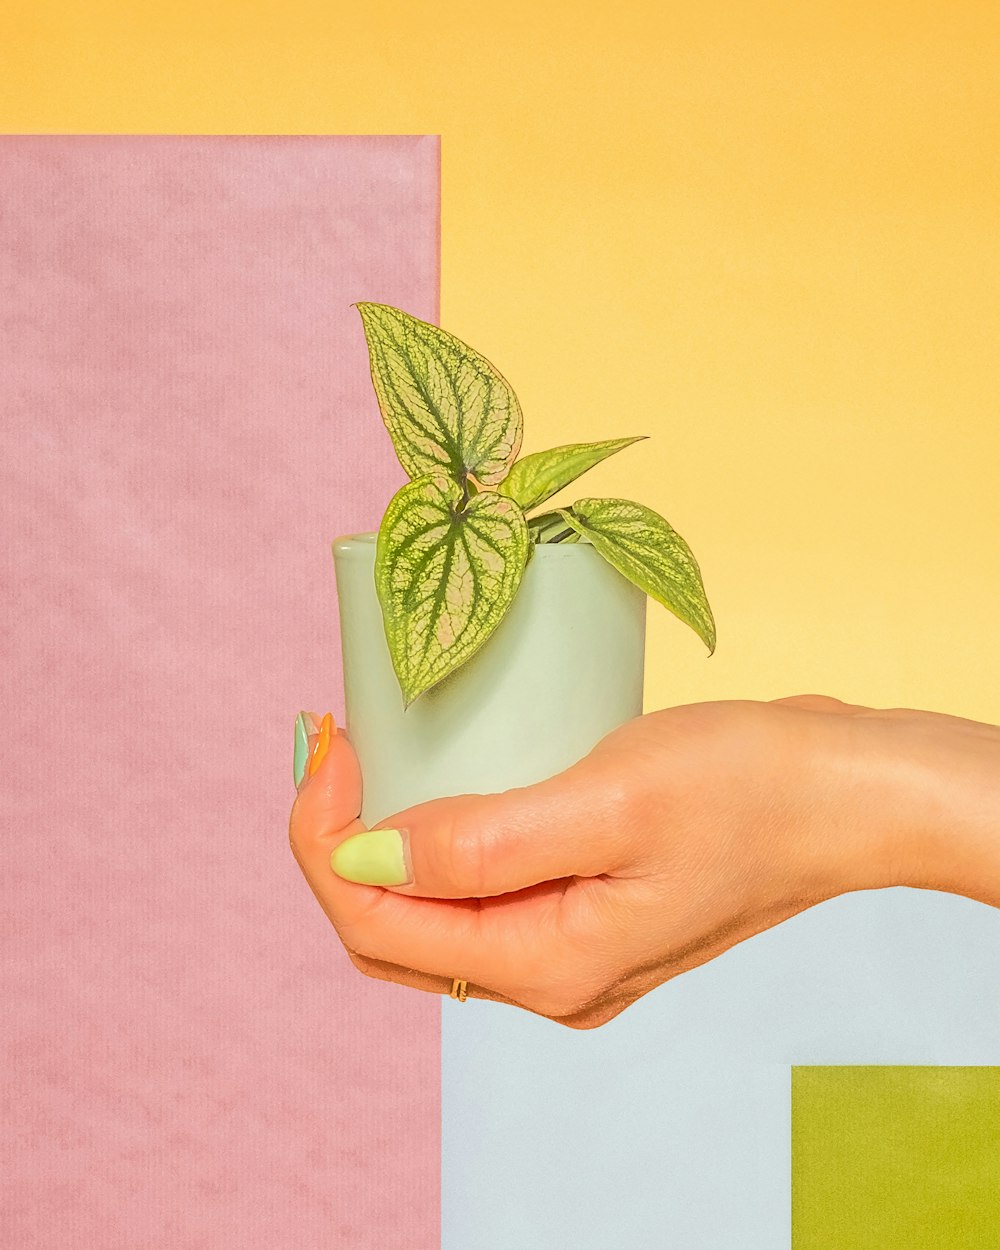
[[288, 716, 646, 1015], [288, 718, 383, 934], [331, 874, 596, 1012], [336, 756, 637, 901], [343, 944, 632, 1030], [288, 717, 511, 989], [339, 947, 544, 1015]]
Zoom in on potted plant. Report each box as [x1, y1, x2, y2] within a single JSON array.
[[331, 303, 716, 826]]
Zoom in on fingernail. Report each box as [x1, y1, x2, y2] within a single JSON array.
[[293, 711, 317, 788], [330, 828, 412, 887], [307, 712, 335, 778], [293, 711, 336, 790]]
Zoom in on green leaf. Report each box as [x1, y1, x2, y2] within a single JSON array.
[[356, 302, 522, 486], [375, 473, 530, 707], [555, 497, 716, 654], [496, 436, 648, 512]]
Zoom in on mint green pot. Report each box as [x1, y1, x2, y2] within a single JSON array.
[[332, 532, 646, 827]]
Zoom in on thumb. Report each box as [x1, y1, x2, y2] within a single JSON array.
[[329, 758, 634, 899]]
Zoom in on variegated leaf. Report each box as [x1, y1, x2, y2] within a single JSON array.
[[375, 473, 530, 706], [556, 497, 716, 654], [357, 302, 522, 486], [497, 436, 648, 512]]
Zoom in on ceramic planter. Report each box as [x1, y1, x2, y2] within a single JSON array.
[[332, 531, 646, 826]]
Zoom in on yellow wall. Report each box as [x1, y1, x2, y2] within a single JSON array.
[[6, 2, 998, 720]]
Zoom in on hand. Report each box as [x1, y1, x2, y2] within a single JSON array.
[[288, 695, 1000, 1029]]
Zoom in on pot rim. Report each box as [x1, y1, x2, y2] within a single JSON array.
[[332, 530, 595, 557]]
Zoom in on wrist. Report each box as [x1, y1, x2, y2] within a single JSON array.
[[818, 706, 1000, 906]]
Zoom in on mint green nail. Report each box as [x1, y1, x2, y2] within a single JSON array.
[[293, 712, 311, 788], [330, 828, 411, 886]]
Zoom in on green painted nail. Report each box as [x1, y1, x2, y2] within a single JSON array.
[[293, 711, 311, 789], [330, 828, 411, 886], [293, 711, 324, 789]]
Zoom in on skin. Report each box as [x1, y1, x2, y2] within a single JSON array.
[[288, 694, 1000, 1030]]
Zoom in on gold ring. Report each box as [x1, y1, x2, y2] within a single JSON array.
[[449, 978, 469, 1002]]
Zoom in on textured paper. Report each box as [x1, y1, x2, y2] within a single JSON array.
[[1, 135, 440, 1250], [792, 1066, 1000, 1247]]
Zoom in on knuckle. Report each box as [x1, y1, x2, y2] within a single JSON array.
[[583, 760, 646, 863], [532, 994, 579, 1021], [553, 984, 632, 1030], [557, 1015, 600, 1032], [535, 984, 592, 1021], [558, 1005, 620, 1031]]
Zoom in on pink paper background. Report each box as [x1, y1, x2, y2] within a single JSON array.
[[1, 135, 440, 1249]]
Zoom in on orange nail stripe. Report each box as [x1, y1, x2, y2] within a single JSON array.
[[307, 711, 334, 776]]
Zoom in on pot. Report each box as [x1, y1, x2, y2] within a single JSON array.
[[332, 531, 646, 826]]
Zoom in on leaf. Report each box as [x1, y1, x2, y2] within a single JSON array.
[[356, 302, 522, 486], [374, 473, 531, 707], [496, 436, 648, 512], [555, 497, 716, 654]]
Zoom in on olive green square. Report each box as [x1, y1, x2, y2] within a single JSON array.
[[792, 1066, 1000, 1248]]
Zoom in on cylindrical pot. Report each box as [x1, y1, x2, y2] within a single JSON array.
[[332, 531, 646, 826]]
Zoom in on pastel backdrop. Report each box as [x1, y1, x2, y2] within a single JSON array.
[[4, 0, 998, 722], [4, 3, 1000, 1248], [2, 136, 441, 1248]]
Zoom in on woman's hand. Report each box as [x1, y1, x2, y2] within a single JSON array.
[[288, 695, 1000, 1029]]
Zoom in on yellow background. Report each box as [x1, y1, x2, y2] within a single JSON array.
[[5, 2, 998, 720]]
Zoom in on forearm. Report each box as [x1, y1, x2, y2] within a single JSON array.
[[834, 706, 1000, 908]]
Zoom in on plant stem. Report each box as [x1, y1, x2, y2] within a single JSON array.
[[528, 511, 566, 543]]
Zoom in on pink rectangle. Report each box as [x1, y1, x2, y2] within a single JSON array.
[[1, 135, 440, 1249]]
